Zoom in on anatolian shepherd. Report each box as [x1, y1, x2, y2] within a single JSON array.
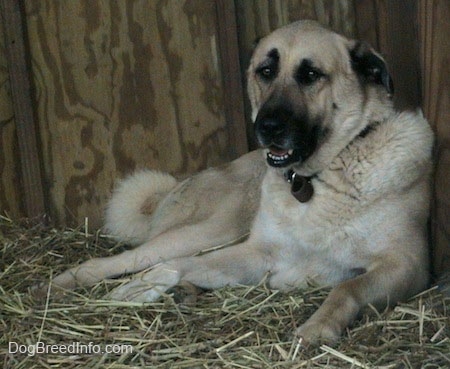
[[35, 20, 434, 343]]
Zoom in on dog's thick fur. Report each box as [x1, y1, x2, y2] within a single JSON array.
[[37, 21, 434, 343]]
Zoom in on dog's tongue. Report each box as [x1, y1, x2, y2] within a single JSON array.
[[269, 148, 288, 156]]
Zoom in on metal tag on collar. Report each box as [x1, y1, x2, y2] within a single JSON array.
[[285, 169, 314, 203]]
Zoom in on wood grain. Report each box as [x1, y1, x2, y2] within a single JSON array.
[[215, 0, 248, 157], [23, 0, 241, 227], [0, 0, 45, 218], [419, 0, 450, 277], [355, 0, 421, 110], [0, 21, 22, 217]]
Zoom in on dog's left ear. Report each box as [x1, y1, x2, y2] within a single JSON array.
[[349, 42, 394, 95]]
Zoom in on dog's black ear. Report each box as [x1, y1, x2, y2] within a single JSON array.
[[350, 42, 394, 95]]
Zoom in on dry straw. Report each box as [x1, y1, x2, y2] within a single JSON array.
[[1, 215, 449, 368]]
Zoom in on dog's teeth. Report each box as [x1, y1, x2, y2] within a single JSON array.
[[270, 152, 288, 158], [288, 149, 294, 155], [268, 151, 291, 161]]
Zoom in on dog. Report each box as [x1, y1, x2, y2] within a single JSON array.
[[36, 20, 434, 343]]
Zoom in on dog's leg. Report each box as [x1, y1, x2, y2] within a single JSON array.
[[295, 254, 428, 343], [108, 241, 269, 302], [33, 219, 246, 297]]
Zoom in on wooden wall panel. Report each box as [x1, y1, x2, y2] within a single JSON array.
[[23, 0, 240, 227], [235, 0, 356, 45], [354, 1, 421, 110], [419, 0, 450, 277], [235, 0, 357, 71], [0, 24, 23, 218], [1, 0, 46, 218]]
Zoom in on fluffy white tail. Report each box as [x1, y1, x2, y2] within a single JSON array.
[[105, 170, 177, 245]]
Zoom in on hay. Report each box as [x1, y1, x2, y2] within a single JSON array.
[[1, 215, 449, 368]]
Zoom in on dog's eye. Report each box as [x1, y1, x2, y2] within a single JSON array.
[[256, 66, 277, 81], [296, 60, 324, 86], [256, 48, 280, 82], [297, 68, 322, 85]]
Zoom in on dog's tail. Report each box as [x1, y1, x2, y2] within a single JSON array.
[[104, 170, 177, 245]]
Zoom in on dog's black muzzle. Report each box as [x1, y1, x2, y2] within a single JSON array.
[[254, 104, 318, 168]]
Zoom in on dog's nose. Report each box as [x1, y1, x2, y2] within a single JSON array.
[[255, 117, 287, 137], [254, 105, 293, 147]]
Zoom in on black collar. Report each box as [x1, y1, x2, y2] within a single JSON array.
[[358, 121, 379, 138]]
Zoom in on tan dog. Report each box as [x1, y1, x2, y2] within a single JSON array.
[[37, 20, 434, 343]]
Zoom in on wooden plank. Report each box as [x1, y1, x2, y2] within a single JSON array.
[[215, 0, 248, 157], [0, 17, 22, 217], [384, 1, 421, 110], [354, 0, 382, 49], [418, 0, 450, 278], [355, 0, 421, 110], [23, 0, 238, 227], [0, 0, 45, 218]]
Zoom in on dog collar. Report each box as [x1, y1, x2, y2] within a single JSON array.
[[284, 169, 314, 203]]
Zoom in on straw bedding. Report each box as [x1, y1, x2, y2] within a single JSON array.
[[1, 215, 449, 368]]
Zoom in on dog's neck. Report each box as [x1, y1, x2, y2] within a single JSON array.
[[282, 120, 381, 203]]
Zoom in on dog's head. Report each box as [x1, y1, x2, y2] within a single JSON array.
[[248, 20, 394, 175]]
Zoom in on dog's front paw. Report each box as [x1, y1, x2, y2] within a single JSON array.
[[167, 281, 203, 304], [295, 316, 342, 345], [30, 282, 68, 301], [30, 282, 49, 300], [108, 266, 180, 302]]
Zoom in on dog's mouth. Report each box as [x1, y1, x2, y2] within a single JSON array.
[[266, 146, 301, 167]]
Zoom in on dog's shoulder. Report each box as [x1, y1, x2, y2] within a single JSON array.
[[373, 110, 434, 184], [337, 110, 434, 200], [378, 110, 434, 161]]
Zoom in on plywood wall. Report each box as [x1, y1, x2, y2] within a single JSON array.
[[20, 0, 244, 227], [0, 25, 22, 218], [419, 0, 450, 277], [235, 0, 356, 50]]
